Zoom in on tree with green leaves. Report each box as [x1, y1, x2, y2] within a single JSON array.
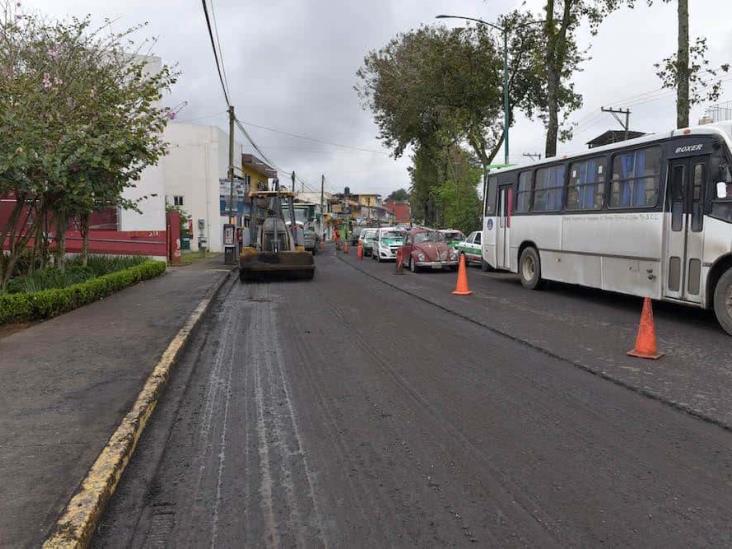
[[0, 10, 176, 286], [357, 18, 549, 225], [386, 188, 409, 202], [409, 144, 481, 233], [433, 147, 483, 233]]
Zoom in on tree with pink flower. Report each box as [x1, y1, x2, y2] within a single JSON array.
[[0, 9, 177, 286]]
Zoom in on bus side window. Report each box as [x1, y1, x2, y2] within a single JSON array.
[[567, 157, 605, 210], [533, 164, 565, 212], [484, 177, 497, 216], [669, 164, 685, 231], [691, 162, 704, 232], [711, 177, 732, 222], [609, 147, 661, 209], [516, 171, 533, 213]]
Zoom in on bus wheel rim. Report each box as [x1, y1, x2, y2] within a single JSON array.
[[523, 255, 535, 281], [726, 284, 732, 316]]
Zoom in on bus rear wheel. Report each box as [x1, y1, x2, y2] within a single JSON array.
[[713, 268, 732, 335], [519, 246, 543, 290]]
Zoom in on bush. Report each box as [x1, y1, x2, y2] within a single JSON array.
[[0, 260, 166, 325]]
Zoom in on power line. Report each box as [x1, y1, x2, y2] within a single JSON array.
[[237, 119, 390, 156], [600, 106, 631, 140], [569, 65, 732, 131], [233, 117, 329, 195], [201, 0, 230, 106], [209, 0, 230, 98], [174, 110, 227, 124]]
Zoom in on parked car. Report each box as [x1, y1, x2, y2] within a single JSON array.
[[401, 228, 459, 272], [454, 231, 483, 265], [359, 228, 378, 257], [439, 229, 466, 250], [303, 228, 320, 254], [372, 227, 405, 262]]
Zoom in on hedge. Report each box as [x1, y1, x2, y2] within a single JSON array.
[[0, 260, 167, 325]]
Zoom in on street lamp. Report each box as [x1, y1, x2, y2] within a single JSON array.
[[436, 14, 543, 168]]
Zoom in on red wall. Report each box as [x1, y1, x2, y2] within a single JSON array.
[[0, 198, 167, 258], [384, 201, 411, 223]]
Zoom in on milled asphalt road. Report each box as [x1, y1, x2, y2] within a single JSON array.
[[95, 247, 732, 547], [0, 258, 230, 548]]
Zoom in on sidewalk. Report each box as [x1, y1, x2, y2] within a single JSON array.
[[0, 257, 233, 548]]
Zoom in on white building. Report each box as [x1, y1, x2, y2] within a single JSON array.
[[118, 55, 167, 233], [156, 122, 275, 252], [158, 123, 237, 252]]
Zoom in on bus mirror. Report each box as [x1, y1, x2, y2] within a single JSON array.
[[717, 182, 728, 199]]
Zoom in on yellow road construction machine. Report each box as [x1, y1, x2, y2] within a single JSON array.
[[239, 181, 315, 282]]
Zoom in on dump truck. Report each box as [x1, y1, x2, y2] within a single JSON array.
[[239, 184, 315, 282]]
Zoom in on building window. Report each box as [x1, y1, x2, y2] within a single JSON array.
[[533, 164, 565, 212], [567, 157, 605, 210], [516, 171, 533, 213], [173, 195, 184, 206], [609, 147, 661, 208]]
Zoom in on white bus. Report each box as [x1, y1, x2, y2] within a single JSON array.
[[482, 122, 732, 335]]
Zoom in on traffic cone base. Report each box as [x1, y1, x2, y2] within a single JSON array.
[[627, 297, 664, 360], [452, 254, 472, 296], [627, 348, 664, 360]]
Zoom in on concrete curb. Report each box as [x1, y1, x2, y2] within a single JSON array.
[[43, 266, 237, 549]]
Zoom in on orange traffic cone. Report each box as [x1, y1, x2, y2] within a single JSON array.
[[452, 254, 472, 296], [627, 297, 664, 359], [394, 248, 404, 275], [357, 242, 363, 260]]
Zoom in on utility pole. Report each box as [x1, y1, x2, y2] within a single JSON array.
[[601, 106, 631, 141], [320, 174, 325, 240], [291, 171, 296, 193], [227, 105, 235, 224], [502, 29, 509, 167], [522, 152, 542, 161]]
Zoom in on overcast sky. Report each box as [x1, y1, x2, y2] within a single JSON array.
[[24, 0, 732, 196]]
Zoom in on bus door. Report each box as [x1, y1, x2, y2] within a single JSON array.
[[664, 156, 707, 303], [496, 184, 513, 269]]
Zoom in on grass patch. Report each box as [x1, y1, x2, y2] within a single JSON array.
[[179, 250, 220, 266], [6, 255, 149, 294]]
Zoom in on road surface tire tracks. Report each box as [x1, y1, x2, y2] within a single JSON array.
[[338, 254, 732, 436]]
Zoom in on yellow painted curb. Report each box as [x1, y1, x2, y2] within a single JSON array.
[[43, 270, 234, 548]]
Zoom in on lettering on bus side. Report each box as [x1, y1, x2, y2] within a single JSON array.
[[674, 143, 704, 154]]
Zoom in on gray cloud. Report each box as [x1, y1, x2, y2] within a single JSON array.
[[25, 0, 732, 193]]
